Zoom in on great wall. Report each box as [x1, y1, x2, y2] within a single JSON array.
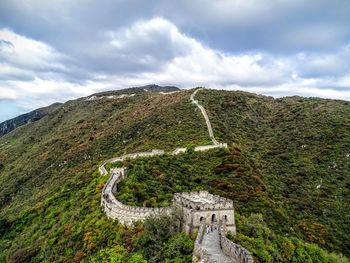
[[99, 88, 254, 262]]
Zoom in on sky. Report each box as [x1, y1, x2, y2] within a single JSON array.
[[0, 0, 350, 122]]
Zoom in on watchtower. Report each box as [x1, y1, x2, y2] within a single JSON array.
[[173, 191, 236, 234]]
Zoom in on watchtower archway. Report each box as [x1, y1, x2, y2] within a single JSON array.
[[211, 214, 216, 223]]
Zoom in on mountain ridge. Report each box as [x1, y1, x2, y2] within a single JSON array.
[[0, 85, 180, 138], [0, 102, 62, 138]]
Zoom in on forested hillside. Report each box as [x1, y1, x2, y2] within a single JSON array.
[[0, 87, 349, 262], [196, 90, 350, 256]]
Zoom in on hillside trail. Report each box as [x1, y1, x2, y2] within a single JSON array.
[[190, 88, 220, 145]]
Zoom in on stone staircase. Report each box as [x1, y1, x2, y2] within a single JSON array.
[[201, 228, 233, 263], [192, 222, 254, 263]]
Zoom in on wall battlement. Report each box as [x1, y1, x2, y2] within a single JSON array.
[[194, 143, 227, 152], [173, 191, 233, 210], [99, 149, 165, 176], [101, 166, 172, 224]]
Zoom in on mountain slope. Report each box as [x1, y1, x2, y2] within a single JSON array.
[[0, 103, 62, 138], [0, 86, 349, 262], [196, 89, 350, 255], [0, 87, 208, 216]]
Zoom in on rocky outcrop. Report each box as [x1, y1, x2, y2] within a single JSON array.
[[87, 84, 179, 100], [0, 102, 61, 138]]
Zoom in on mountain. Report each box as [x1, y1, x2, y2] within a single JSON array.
[[0, 103, 62, 138], [0, 86, 349, 262], [87, 84, 179, 98], [0, 85, 179, 139]]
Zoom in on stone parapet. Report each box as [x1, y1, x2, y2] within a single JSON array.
[[219, 223, 254, 263], [194, 143, 228, 152], [99, 149, 165, 176], [101, 167, 171, 225], [173, 191, 233, 210]]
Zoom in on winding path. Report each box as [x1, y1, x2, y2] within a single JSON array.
[[190, 88, 219, 145], [99, 89, 252, 263]]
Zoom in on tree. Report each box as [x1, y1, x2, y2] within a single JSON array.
[[164, 232, 194, 263]]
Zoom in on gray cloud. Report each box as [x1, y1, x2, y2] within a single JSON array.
[[0, 0, 349, 122], [2, 0, 349, 54], [154, 0, 350, 53]]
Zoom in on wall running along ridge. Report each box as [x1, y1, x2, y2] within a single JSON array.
[[99, 89, 252, 262], [190, 88, 220, 146]]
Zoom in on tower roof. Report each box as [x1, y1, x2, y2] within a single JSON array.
[[173, 191, 233, 210]]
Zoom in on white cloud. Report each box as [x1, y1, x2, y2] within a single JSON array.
[[105, 17, 194, 70], [106, 18, 290, 87], [0, 86, 17, 100], [0, 17, 350, 122], [0, 28, 66, 71], [294, 47, 350, 78]]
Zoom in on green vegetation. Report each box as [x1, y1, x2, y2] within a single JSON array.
[[233, 213, 349, 263], [116, 148, 349, 260], [116, 148, 267, 213], [0, 168, 192, 262], [0, 87, 349, 261], [0, 89, 202, 262], [0, 89, 208, 216], [137, 212, 193, 263], [196, 89, 350, 255]]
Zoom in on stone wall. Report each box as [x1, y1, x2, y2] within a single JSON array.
[[99, 146, 228, 176], [99, 88, 254, 261], [192, 223, 218, 263], [219, 223, 254, 263], [173, 191, 236, 234], [172, 144, 227, 155], [173, 191, 233, 210], [99, 149, 165, 176], [101, 167, 172, 225], [194, 143, 227, 152]]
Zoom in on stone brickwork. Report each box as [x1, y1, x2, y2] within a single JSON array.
[[101, 167, 172, 225], [192, 223, 214, 263], [99, 149, 165, 176], [173, 191, 236, 234], [219, 222, 254, 263], [194, 143, 228, 152]]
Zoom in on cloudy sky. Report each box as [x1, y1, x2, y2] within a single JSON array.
[[0, 0, 350, 122]]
